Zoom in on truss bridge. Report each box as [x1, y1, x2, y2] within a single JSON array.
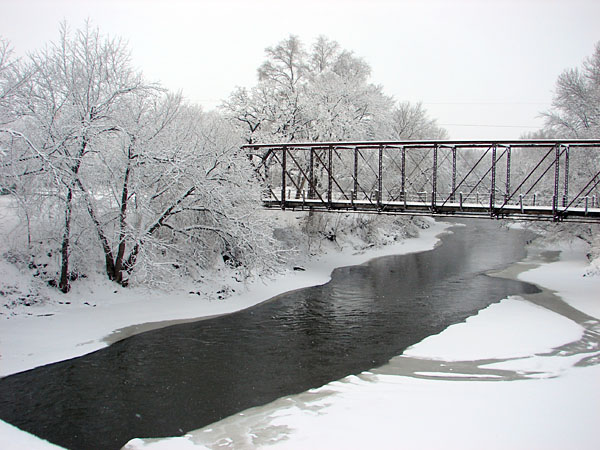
[[245, 140, 600, 223]]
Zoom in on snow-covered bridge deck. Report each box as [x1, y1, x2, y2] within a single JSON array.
[[246, 139, 600, 223], [263, 194, 600, 222]]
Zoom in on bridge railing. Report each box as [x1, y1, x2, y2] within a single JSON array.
[[244, 140, 600, 222]]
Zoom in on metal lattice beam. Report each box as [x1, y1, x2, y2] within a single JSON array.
[[247, 140, 600, 223]]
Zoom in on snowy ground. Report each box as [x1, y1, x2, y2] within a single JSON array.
[[1, 214, 599, 449]]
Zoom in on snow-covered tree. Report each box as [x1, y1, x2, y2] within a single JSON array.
[[389, 101, 448, 140], [0, 38, 28, 127], [543, 41, 600, 138], [1, 23, 283, 292], [258, 35, 308, 93], [309, 36, 340, 74], [522, 43, 600, 266], [222, 35, 445, 145], [537, 42, 600, 203], [8, 23, 151, 292], [303, 48, 393, 142], [219, 86, 264, 145], [99, 101, 282, 287]]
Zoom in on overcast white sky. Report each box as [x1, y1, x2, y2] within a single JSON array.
[[1, 0, 599, 139]]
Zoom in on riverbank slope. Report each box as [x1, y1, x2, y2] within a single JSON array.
[[0, 216, 448, 449], [0, 218, 446, 379]]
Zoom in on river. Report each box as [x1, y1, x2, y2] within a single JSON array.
[[0, 219, 540, 449]]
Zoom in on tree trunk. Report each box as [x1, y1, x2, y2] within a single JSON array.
[[113, 162, 132, 284], [58, 139, 86, 293], [58, 186, 73, 293]]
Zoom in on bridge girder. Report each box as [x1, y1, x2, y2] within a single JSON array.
[[244, 140, 600, 223]]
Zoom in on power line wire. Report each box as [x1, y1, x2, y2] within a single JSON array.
[[439, 123, 540, 129]]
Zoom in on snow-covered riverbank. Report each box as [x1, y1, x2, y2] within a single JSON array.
[[123, 234, 600, 450], [0, 214, 447, 449], [0, 217, 447, 378], [2, 219, 599, 449]]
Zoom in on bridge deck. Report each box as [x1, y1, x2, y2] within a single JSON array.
[[264, 195, 600, 222]]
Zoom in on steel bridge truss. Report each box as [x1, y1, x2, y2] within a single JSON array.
[[245, 140, 600, 223]]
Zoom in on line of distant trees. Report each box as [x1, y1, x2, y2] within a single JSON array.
[[0, 22, 598, 292]]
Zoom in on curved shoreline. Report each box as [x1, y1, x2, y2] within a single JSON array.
[[3, 220, 598, 450], [2, 219, 539, 450], [104, 221, 453, 345], [374, 243, 599, 382], [1, 218, 450, 378], [124, 228, 600, 450]]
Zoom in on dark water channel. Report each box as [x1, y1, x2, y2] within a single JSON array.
[[0, 220, 540, 449]]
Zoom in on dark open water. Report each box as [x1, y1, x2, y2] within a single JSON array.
[[0, 220, 539, 449]]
